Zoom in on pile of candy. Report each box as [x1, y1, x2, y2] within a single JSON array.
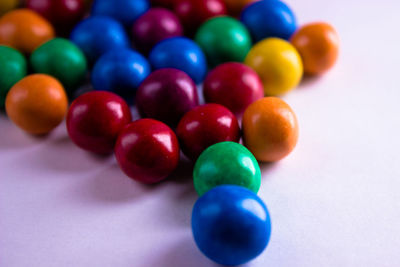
[[0, 0, 339, 265]]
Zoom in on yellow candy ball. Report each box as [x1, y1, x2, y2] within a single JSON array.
[[0, 0, 19, 15], [245, 38, 303, 96]]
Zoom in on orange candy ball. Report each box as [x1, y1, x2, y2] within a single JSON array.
[[291, 22, 339, 75], [224, 0, 258, 16], [6, 74, 68, 135], [242, 97, 299, 162], [0, 9, 55, 54]]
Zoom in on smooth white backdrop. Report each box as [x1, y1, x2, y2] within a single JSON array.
[[1, 0, 400, 266]]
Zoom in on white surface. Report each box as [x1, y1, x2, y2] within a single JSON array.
[[1, 0, 400, 266]]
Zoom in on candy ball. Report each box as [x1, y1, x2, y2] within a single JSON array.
[[70, 16, 129, 64], [224, 0, 258, 16], [193, 142, 261, 196], [67, 91, 131, 154], [149, 37, 207, 84], [136, 68, 199, 127], [203, 62, 263, 115], [174, 0, 227, 34], [5, 74, 68, 135], [291, 22, 340, 75], [115, 119, 180, 183], [245, 38, 303, 96], [0, 0, 18, 15], [30, 38, 87, 93], [91, 49, 151, 101], [132, 8, 183, 54], [0, 9, 55, 54], [91, 0, 150, 27], [195, 16, 251, 67], [240, 0, 296, 41], [192, 185, 271, 265], [176, 104, 240, 160], [26, 0, 85, 33], [0, 46, 27, 107], [242, 97, 298, 162]]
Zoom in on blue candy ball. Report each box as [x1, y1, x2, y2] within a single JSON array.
[[70, 16, 129, 64], [191, 185, 271, 266], [91, 0, 150, 27], [149, 37, 207, 84], [91, 49, 151, 101], [240, 0, 297, 41]]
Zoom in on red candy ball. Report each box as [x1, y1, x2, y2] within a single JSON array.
[[115, 119, 180, 183], [67, 91, 132, 154], [136, 68, 199, 127], [203, 62, 264, 116], [26, 0, 85, 33], [132, 8, 183, 54], [176, 103, 240, 160], [174, 0, 227, 34]]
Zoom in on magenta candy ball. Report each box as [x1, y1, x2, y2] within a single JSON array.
[[132, 8, 183, 53], [136, 68, 199, 127], [203, 62, 264, 115]]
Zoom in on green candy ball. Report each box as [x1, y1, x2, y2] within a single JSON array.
[[0, 45, 27, 107], [195, 16, 252, 67], [30, 38, 87, 92], [193, 141, 261, 196]]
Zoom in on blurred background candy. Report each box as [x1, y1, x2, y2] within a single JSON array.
[[67, 91, 132, 154], [115, 119, 180, 184], [203, 62, 263, 115], [245, 38, 303, 96], [91, 49, 151, 102], [0, 0, 19, 15], [26, 0, 85, 34], [174, 0, 227, 35], [193, 142, 261, 196], [70, 16, 129, 64], [242, 97, 299, 162], [224, 0, 258, 16], [0, 45, 27, 107], [150, 0, 175, 9], [132, 8, 183, 54], [0, 9, 55, 54], [91, 0, 150, 27], [241, 0, 297, 41], [195, 16, 251, 67], [136, 68, 199, 127], [30, 38, 87, 94], [176, 103, 240, 160], [291, 22, 340, 75], [192, 185, 271, 266], [149, 37, 207, 84], [5, 74, 68, 135]]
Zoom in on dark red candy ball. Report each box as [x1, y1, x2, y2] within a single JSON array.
[[115, 119, 180, 183], [150, 0, 175, 9], [26, 0, 85, 33], [203, 62, 264, 116], [136, 68, 199, 127], [67, 91, 132, 154], [132, 8, 183, 54], [174, 0, 227, 34], [176, 104, 241, 160]]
